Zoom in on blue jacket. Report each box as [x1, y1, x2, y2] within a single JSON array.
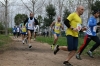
[[13, 27, 17, 33], [86, 16, 97, 36]]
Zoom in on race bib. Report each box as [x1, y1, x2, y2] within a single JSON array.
[[55, 26, 60, 30], [77, 23, 82, 31], [28, 24, 32, 27], [93, 26, 97, 32]]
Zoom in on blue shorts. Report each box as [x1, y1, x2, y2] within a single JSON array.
[[21, 32, 27, 35], [52, 31, 60, 37], [67, 35, 78, 51]]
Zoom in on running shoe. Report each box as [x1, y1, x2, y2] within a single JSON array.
[[87, 51, 94, 58], [29, 45, 32, 48], [76, 53, 82, 60], [51, 44, 55, 50], [54, 45, 59, 55], [25, 38, 27, 44], [29, 44, 32, 48], [63, 61, 73, 66], [22, 40, 25, 44]]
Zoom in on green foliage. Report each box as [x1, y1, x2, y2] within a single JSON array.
[[37, 15, 43, 25], [0, 35, 12, 47], [46, 4, 56, 17], [0, 22, 4, 30], [8, 28, 12, 33], [36, 36, 66, 46], [14, 14, 28, 25], [43, 17, 52, 28], [63, 8, 71, 21], [0, 22, 5, 34], [91, 1, 100, 11], [43, 4, 56, 27]]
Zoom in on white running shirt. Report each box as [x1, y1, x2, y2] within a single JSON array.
[[27, 18, 35, 30], [34, 26, 38, 32], [17, 27, 20, 32]]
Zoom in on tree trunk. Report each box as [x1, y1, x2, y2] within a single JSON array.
[[5, 0, 8, 36], [32, 0, 35, 13]]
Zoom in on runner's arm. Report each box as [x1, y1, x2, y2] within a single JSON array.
[[34, 18, 38, 25], [24, 18, 28, 26], [50, 21, 55, 29], [88, 18, 96, 27], [64, 19, 74, 30], [60, 23, 64, 30], [50, 22, 55, 30]]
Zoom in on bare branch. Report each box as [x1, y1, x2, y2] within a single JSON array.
[[34, 0, 38, 3], [21, 0, 32, 12], [0, 1, 5, 6], [35, 0, 45, 13], [4, 0, 6, 2], [29, 0, 33, 6]]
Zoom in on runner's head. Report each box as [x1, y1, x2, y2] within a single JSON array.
[[30, 12, 34, 18], [92, 10, 100, 18], [14, 26, 16, 28], [57, 16, 61, 22], [76, 5, 84, 16]]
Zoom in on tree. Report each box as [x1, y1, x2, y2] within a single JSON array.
[[14, 14, 28, 25], [21, 0, 45, 14], [91, 0, 100, 21], [53, 0, 65, 18], [36, 15, 43, 31], [43, 4, 56, 37], [0, 0, 8, 35], [91, 1, 100, 11], [0, 22, 5, 34], [63, 8, 71, 22], [0, 0, 16, 35], [44, 4, 56, 27]]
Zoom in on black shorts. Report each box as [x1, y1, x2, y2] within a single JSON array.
[[13, 32, 16, 36], [27, 29, 34, 37], [67, 35, 78, 51], [27, 29, 34, 33]]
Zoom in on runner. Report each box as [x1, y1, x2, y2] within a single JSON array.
[[20, 23, 27, 44], [12, 26, 17, 38], [16, 25, 20, 38], [54, 6, 85, 66], [50, 16, 64, 50], [33, 25, 38, 41], [76, 10, 100, 60], [24, 13, 38, 48]]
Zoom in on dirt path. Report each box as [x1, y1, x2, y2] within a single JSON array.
[[0, 36, 100, 66]]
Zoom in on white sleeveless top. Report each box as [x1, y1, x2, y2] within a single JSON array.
[[34, 26, 38, 32], [17, 27, 20, 32], [27, 18, 35, 30]]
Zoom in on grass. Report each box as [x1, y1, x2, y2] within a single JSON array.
[[36, 36, 67, 46], [0, 35, 12, 47], [36, 36, 100, 55]]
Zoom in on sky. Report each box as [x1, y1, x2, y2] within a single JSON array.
[[8, 0, 51, 27], [0, 0, 91, 28]]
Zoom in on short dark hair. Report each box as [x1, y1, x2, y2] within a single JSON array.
[[92, 10, 100, 15]]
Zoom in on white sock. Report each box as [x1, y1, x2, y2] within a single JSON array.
[[89, 51, 92, 53], [22, 40, 24, 43], [29, 44, 32, 46]]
